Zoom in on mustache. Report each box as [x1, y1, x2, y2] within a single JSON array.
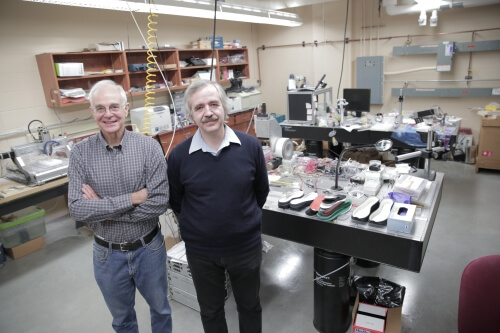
[[201, 115, 219, 123]]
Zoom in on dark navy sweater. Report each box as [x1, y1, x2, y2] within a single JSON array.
[[167, 130, 270, 257]]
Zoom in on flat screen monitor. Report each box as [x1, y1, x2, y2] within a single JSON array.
[[343, 88, 370, 117]]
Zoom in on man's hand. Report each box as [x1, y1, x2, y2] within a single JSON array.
[[82, 184, 100, 200], [131, 188, 148, 206]]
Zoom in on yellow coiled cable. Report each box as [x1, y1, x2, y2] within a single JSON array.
[[142, 13, 158, 135]]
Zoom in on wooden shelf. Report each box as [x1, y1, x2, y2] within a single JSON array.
[[36, 48, 250, 107]]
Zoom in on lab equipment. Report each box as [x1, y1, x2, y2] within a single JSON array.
[[130, 105, 172, 135], [6, 135, 71, 186]]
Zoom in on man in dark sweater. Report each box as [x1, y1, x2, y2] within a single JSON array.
[[167, 80, 269, 333]]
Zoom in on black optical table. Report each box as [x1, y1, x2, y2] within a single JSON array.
[[261, 172, 443, 332]]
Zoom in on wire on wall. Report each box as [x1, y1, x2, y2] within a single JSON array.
[[210, 0, 218, 81], [125, 1, 178, 157], [336, 0, 350, 100]]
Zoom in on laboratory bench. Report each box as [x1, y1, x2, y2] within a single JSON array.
[[280, 121, 456, 152], [0, 177, 68, 217], [261, 171, 443, 273]]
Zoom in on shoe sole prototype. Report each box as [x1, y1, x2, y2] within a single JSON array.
[[352, 196, 380, 222], [278, 190, 304, 209], [368, 198, 394, 225], [290, 192, 319, 210], [318, 198, 348, 216]]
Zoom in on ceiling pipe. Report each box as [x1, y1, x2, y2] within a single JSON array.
[[385, 0, 500, 16]]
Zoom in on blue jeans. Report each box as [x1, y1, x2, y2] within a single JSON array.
[[93, 231, 172, 333], [186, 244, 262, 333]]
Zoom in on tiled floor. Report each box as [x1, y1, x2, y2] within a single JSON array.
[[1, 160, 499, 332]]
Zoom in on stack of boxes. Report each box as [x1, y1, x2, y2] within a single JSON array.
[[0, 206, 47, 259], [167, 241, 199, 311], [167, 240, 230, 311]]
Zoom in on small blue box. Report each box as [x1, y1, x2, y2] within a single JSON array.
[[387, 203, 416, 234], [207, 36, 223, 49], [271, 114, 286, 123]]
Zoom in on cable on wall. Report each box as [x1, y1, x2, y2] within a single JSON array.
[[124, 0, 179, 157], [336, 0, 350, 100], [210, 0, 218, 80]]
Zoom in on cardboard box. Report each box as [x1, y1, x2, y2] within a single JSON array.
[[165, 234, 181, 251], [353, 302, 388, 333], [476, 117, 500, 172], [6, 236, 45, 260], [207, 36, 223, 49], [387, 203, 416, 234], [54, 62, 84, 77], [352, 294, 402, 333], [190, 40, 211, 49]]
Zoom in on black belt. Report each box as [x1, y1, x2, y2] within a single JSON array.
[[94, 226, 159, 251]]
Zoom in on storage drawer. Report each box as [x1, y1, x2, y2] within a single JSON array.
[[233, 110, 253, 125], [231, 122, 252, 134], [156, 124, 197, 157]]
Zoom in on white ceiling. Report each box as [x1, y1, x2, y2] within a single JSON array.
[[226, 0, 500, 13]]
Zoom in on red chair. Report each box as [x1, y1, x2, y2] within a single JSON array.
[[458, 255, 500, 333]]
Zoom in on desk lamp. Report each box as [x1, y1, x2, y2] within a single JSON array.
[[332, 139, 393, 191]]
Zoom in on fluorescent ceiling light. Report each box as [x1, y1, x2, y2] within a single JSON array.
[[22, 0, 303, 27]]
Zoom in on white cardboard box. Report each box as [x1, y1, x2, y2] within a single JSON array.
[[352, 294, 402, 333], [354, 313, 385, 333], [54, 63, 84, 77], [387, 203, 416, 234]]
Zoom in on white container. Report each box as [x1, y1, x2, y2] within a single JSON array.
[[387, 203, 416, 234], [130, 105, 172, 135], [54, 63, 84, 77]]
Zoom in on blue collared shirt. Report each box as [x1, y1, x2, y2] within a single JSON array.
[[189, 125, 241, 156]]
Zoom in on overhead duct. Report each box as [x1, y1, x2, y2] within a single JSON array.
[[384, 0, 500, 15]]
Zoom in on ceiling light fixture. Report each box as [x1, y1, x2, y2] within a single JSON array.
[[418, 9, 427, 26], [22, 0, 303, 27], [429, 9, 438, 27]]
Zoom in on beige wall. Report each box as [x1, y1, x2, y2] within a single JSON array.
[[1, 0, 499, 150], [0, 0, 258, 219], [0, 0, 258, 152], [254, 1, 500, 142]]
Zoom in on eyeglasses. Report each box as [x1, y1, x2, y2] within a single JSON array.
[[93, 104, 124, 114]]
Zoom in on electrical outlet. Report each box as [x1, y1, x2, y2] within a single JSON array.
[[465, 75, 472, 80]]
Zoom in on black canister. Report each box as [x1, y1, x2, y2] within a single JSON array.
[[313, 248, 351, 333], [0, 242, 6, 264]]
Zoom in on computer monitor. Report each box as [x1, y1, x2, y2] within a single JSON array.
[[343, 88, 371, 117]]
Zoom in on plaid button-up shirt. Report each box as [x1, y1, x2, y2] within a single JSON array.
[[68, 130, 168, 243]]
